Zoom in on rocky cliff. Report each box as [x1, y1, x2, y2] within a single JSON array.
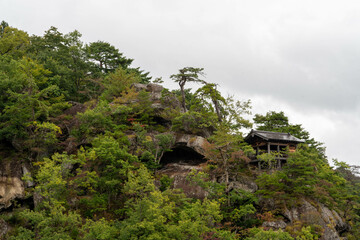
[[0, 83, 352, 239]]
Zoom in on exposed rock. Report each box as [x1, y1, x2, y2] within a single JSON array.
[[56, 102, 87, 153], [0, 176, 24, 210], [157, 133, 210, 198], [174, 134, 210, 156], [146, 83, 164, 101], [0, 161, 32, 211], [132, 83, 147, 92], [0, 219, 10, 238], [160, 134, 209, 166], [262, 220, 287, 229], [132, 83, 164, 106], [157, 163, 207, 199], [22, 165, 34, 187], [227, 179, 258, 193], [283, 199, 348, 240], [131, 83, 181, 129]]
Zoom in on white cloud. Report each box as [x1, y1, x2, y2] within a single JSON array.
[[2, 0, 360, 165]]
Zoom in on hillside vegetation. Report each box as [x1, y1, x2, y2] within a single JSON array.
[[0, 21, 360, 240]]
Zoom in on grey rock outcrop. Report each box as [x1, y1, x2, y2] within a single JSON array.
[[157, 134, 210, 198], [0, 176, 24, 210], [174, 134, 210, 156], [132, 83, 181, 113], [283, 199, 348, 240], [262, 220, 287, 229], [227, 178, 258, 193], [0, 219, 10, 238], [157, 163, 207, 199], [0, 161, 32, 210]]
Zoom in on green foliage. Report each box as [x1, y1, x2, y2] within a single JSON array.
[[101, 67, 140, 100], [81, 218, 119, 240], [256, 146, 350, 210], [159, 174, 173, 191], [0, 56, 69, 149], [195, 83, 226, 122], [120, 190, 233, 239], [171, 67, 205, 112], [172, 109, 217, 135], [256, 148, 318, 201], [256, 153, 277, 169], [34, 152, 78, 209], [186, 170, 226, 198], [28, 27, 91, 100], [247, 228, 294, 240], [123, 165, 156, 198], [120, 166, 235, 239], [205, 125, 254, 191], [227, 189, 259, 228], [9, 209, 81, 240], [86, 40, 132, 75], [0, 25, 29, 58], [295, 226, 319, 240], [4, 23, 360, 240], [75, 100, 115, 140], [0, 21, 9, 35], [253, 111, 324, 156]]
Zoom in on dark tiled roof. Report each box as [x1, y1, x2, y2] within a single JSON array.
[[245, 130, 305, 143]]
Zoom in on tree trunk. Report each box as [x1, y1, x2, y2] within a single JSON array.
[[179, 80, 187, 112], [212, 98, 222, 122]]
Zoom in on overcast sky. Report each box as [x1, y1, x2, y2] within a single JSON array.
[[2, 0, 360, 166]]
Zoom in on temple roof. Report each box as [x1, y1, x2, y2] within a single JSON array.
[[244, 130, 305, 144]]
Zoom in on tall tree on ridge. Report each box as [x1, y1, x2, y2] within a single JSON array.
[[170, 67, 205, 112]]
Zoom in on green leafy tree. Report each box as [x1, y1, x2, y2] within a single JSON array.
[[121, 166, 235, 239], [253, 111, 324, 156], [0, 25, 29, 58], [101, 67, 140, 100], [81, 218, 119, 240], [86, 41, 132, 74], [0, 20, 9, 35], [0, 57, 68, 149], [170, 67, 205, 112], [9, 209, 81, 240], [195, 82, 225, 122], [246, 228, 294, 240], [28, 27, 91, 100]]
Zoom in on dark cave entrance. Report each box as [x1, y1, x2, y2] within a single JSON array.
[[160, 145, 206, 166]]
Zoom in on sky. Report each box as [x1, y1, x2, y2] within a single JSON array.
[[2, 0, 360, 166]]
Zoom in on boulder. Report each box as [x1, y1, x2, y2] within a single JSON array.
[[0, 161, 32, 211], [174, 134, 210, 156], [132, 83, 182, 113], [0, 176, 24, 210]]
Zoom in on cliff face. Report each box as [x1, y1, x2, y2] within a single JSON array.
[[261, 199, 348, 240], [0, 157, 34, 211], [283, 200, 348, 240], [156, 133, 349, 239], [0, 83, 351, 239]]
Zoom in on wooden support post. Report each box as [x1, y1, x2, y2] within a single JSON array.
[[267, 143, 270, 154]]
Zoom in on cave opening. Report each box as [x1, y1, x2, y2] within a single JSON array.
[[160, 145, 206, 166]]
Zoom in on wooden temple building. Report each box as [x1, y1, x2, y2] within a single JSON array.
[[244, 130, 305, 169]]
